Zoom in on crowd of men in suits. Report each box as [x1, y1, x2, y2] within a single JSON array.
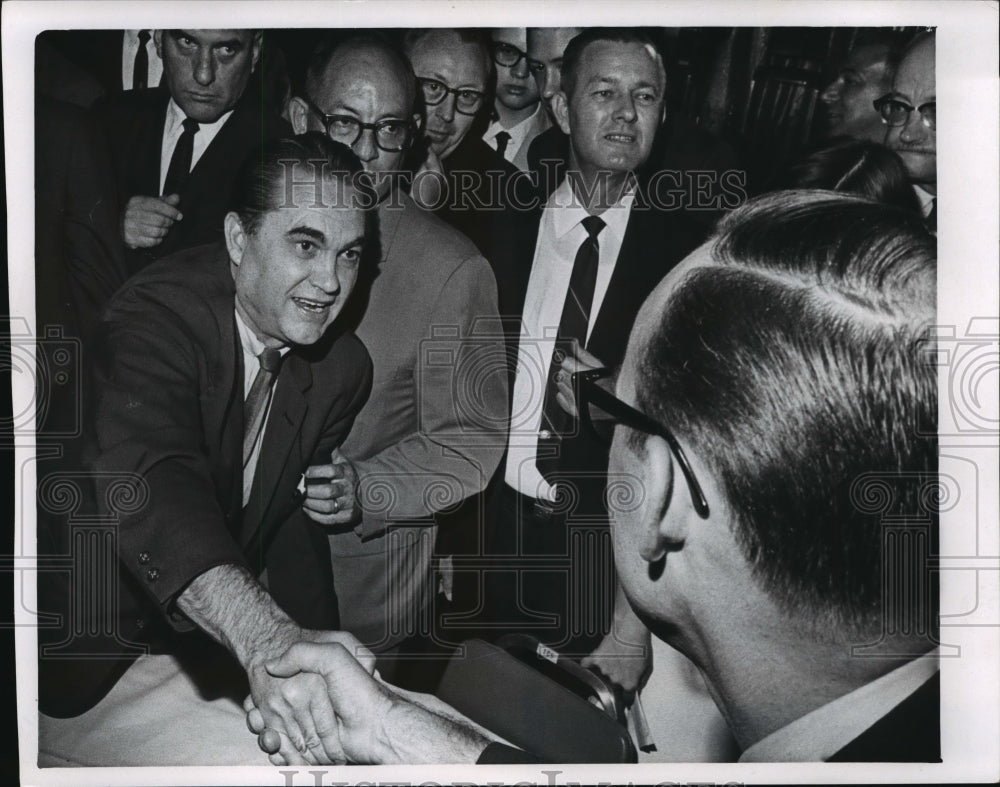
[[35, 25, 938, 764]]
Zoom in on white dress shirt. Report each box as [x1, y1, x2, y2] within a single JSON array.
[[484, 103, 552, 172], [159, 99, 233, 195], [121, 30, 163, 91], [503, 176, 635, 501], [235, 310, 289, 507], [739, 649, 940, 762]]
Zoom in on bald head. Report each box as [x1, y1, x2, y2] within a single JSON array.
[[290, 34, 420, 200]]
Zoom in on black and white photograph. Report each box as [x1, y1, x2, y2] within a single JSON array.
[[3, 1, 998, 785]]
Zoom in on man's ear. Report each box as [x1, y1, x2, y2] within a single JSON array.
[[153, 30, 164, 60], [250, 31, 262, 72], [636, 435, 690, 562], [552, 90, 572, 136], [288, 96, 311, 134], [224, 212, 247, 267]]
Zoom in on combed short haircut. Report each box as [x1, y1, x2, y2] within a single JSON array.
[[302, 32, 418, 113], [634, 190, 936, 637], [560, 27, 666, 100], [230, 133, 377, 252]]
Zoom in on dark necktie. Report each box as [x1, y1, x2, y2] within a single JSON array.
[[536, 215, 606, 482], [133, 30, 151, 90], [494, 130, 512, 160], [243, 349, 283, 467], [926, 197, 937, 233], [162, 118, 200, 197]]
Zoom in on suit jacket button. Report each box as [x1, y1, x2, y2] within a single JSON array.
[[138, 551, 151, 565], [146, 568, 160, 582], [136, 618, 146, 629], [539, 429, 552, 440]]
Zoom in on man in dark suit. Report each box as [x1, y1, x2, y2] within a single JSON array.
[[38, 134, 376, 766], [402, 28, 536, 286], [96, 29, 289, 273], [251, 191, 940, 766], [485, 28, 704, 660]]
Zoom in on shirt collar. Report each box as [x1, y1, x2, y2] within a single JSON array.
[[550, 175, 636, 244], [739, 649, 940, 762], [164, 97, 234, 138], [485, 103, 545, 147], [913, 184, 936, 218], [234, 307, 290, 361]]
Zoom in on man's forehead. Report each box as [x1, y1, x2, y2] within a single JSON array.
[[577, 40, 664, 87], [893, 38, 935, 98], [315, 50, 411, 115], [527, 28, 581, 58], [171, 29, 255, 45], [845, 43, 892, 72], [492, 28, 526, 47]]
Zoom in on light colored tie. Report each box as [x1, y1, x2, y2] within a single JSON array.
[[243, 349, 283, 467]]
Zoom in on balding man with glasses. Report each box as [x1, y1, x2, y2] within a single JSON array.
[[483, 28, 552, 172], [876, 31, 937, 231], [403, 28, 539, 313], [288, 34, 508, 686]]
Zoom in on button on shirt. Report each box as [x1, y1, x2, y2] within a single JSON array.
[[503, 177, 635, 502], [235, 310, 289, 507], [159, 99, 233, 194], [121, 29, 163, 91]]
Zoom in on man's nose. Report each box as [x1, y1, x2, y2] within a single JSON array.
[[193, 49, 216, 87], [311, 255, 341, 294], [614, 94, 638, 123], [898, 110, 928, 144], [436, 93, 456, 123], [542, 65, 560, 101], [511, 56, 529, 80], [820, 79, 841, 104], [352, 128, 378, 163]]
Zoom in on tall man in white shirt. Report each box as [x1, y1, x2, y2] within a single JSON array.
[[487, 28, 703, 657], [97, 29, 290, 272], [483, 28, 551, 172]]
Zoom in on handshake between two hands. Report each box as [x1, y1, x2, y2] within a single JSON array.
[[242, 630, 392, 766]]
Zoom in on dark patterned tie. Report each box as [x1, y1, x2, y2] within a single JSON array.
[[133, 30, 151, 90], [243, 349, 283, 467], [494, 130, 512, 160], [162, 118, 200, 196], [536, 215, 606, 481]]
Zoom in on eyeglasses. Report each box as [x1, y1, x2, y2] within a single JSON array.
[[573, 367, 710, 518], [300, 95, 414, 152], [492, 41, 528, 69], [873, 95, 936, 130], [417, 78, 485, 116]]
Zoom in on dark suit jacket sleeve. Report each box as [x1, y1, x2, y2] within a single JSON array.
[[89, 284, 248, 622], [476, 742, 541, 764]]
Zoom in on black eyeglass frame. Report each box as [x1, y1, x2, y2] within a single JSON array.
[[574, 367, 710, 519], [416, 77, 486, 116], [872, 95, 936, 130], [300, 94, 416, 152], [492, 41, 529, 69]]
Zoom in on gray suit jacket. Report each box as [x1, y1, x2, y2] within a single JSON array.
[[330, 191, 508, 649]]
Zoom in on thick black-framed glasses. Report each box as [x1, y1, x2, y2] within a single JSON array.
[[574, 367, 710, 518], [300, 95, 414, 152], [417, 78, 485, 116], [873, 95, 936, 130], [492, 41, 528, 69]]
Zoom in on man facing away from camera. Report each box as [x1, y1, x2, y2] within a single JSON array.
[[251, 190, 941, 765]]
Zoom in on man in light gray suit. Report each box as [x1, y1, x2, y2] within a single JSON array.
[[288, 34, 508, 683]]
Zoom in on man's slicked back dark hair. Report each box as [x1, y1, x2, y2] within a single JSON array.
[[560, 27, 666, 99], [230, 132, 375, 243], [635, 190, 937, 638]]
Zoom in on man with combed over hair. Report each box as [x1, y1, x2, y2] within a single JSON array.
[[251, 191, 940, 764]]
